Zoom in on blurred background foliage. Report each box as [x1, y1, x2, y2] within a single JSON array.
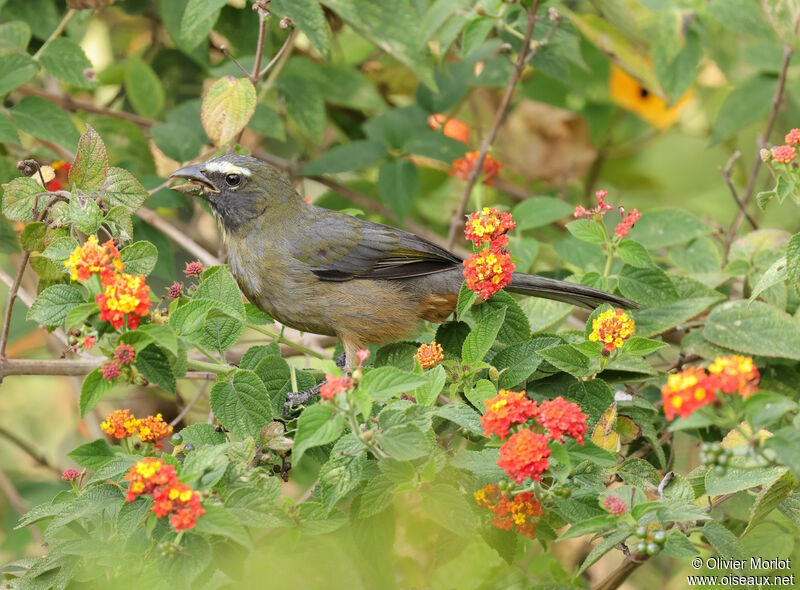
[[2, 0, 800, 588]]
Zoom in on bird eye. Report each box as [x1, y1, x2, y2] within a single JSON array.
[[225, 173, 241, 187]]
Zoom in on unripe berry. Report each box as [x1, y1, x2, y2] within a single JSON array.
[[635, 525, 648, 539], [646, 542, 660, 556], [653, 530, 666, 545]]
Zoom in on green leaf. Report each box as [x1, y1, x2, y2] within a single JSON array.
[[240, 344, 281, 371], [376, 423, 428, 460], [69, 125, 108, 192], [456, 280, 478, 321], [512, 197, 573, 230], [120, 241, 158, 276], [358, 474, 396, 518], [708, 0, 774, 37], [179, 0, 228, 50], [79, 367, 115, 416], [461, 305, 506, 365], [39, 37, 96, 89], [704, 300, 800, 360], [292, 403, 345, 465], [210, 369, 273, 437], [633, 276, 725, 338], [67, 439, 115, 470], [764, 426, 800, 478], [617, 240, 653, 268], [436, 403, 482, 435], [359, 367, 429, 402], [134, 344, 176, 393], [193, 505, 250, 546], [301, 140, 386, 176], [69, 194, 103, 235], [27, 284, 84, 326], [710, 75, 776, 145], [248, 103, 286, 141], [566, 219, 606, 245], [464, 379, 496, 413], [179, 423, 226, 448], [618, 264, 679, 306], [102, 167, 148, 211], [201, 76, 257, 146], [151, 99, 207, 162], [566, 379, 615, 427], [472, 292, 530, 345], [65, 302, 99, 329], [492, 340, 543, 389], [378, 159, 419, 220], [195, 266, 245, 318], [628, 208, 711, 249], [578, 529, 630, 575], [422, 484, 479, 537], [414, 364, 446, 406], [0, 52, 38, 96], [319, 0, 435, 89], [558, 515, 617, 540], [0, 114, 19, 145], [622, 337, 667, 356], [124, 56, 165, 118], [762, 0, 800, 45], [703, 521, 747, 560], [11, 96, 80, 148], [745, 469, 793, 534], [705, 463, 787, 496], [0, 21, 32, 52], [276, 75, 325, 142], [785, 233, 800, 292], [1, 176, 46, 221], [749, 256, 787, 303], [537, 344, 592, 378], [271, 0, 329, 56]]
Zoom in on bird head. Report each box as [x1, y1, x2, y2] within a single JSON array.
[[169, 154, 300, 232]]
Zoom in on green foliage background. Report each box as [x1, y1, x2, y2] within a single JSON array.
[[3, 0, 800, 589]]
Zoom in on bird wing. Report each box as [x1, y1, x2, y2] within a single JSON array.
[[294, 209, 462, 281]]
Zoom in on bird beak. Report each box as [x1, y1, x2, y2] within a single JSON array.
[[169, 164, 219, 194]]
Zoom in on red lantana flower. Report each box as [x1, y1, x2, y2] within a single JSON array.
[[707, 355, 759, 398], [497, 429, 551, 483], [64, 236, 123, 282], [114, 343, 136, 366], [661, 366, 713, 420], [480, 390, 539, 440], [96, 272, 152, 330], [786, 128, 800, 146], [614, 208, 641, 239], [427, 114, 470, 144], [45, 161, 71, 191], [537, 396, 588, 445], [320, 375, 353, 400], [450, 151, 503, 185], [474, 484, 542, 538], [124, 458, 204, 531], [415, 341, 444, 369], [603, 495, 627, 515], [137, 413, 174, 443], [184, 261, 203, 277], [464, 207, 516, 247], [772, 145, 796, 164], [101, 360, 121, 381], [101, 409, 140, 438], [463, 246, 515, 300], [574, 190, 614, 219]]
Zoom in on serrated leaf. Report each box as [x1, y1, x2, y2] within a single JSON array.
[[745, 469, 793, 534], [69, 125, 107, 192], [67, 439, 115, 470], [491, 340, 543, 389], [39, 37, 96, 89], [749, 256, 787, 303], [376, 423, 428, 460], [120, 241, 158, 276], [617, 240, 653, 268], [27, 284, 84, 326], [79, 367, 114, 416], [201, 76, 257, 146], [1, 175, 47, 221], [703, 521, 747, 560], [0, 21, 31, 52], [292, 403, 345, 465], [537, 344, 592, 378], [69, 194, 103, 234], [618, 264, 679, 306], [710, 75, 776, 145], [276, 75, 325, 142], [461, 305, 506, 365], [135, 344, 176, 393], [359, 367, 429, 402], [210, 369, 272, 437], [102, 167, 148, 210], [11, 96, 80, 148], [704, 300, 800, 360], [271, 0, 329, 56], [179, 0, 228, 51], [301, 140, 386, 175]]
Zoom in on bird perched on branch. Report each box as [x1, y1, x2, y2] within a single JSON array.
[[171, 154, 636, 411]]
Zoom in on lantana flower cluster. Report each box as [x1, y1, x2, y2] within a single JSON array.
[[462, 207, 516, 300], [320, 349, 370, 401], [480, 390, 588, 483], [766, 128, 800, 165], [415, 341, 444, 369], [474, 484, 542, 538], [450, 151, 504, 185], [589, 308, 635, 354], [100, 342, 137, 382], [101, 408, 173, 444], [661, 355, 760, 420], [124, 458, 204, 531], [45, 160, 71, 191], [574, 190, 641, 240], [65, 236, 152, 330], [427, 113, 470, 144]]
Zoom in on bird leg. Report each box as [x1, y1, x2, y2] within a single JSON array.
[[335, 351, 347, 369], [283, 382, 323, 419]]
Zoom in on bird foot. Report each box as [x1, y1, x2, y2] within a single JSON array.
[[335, 351, 347, 370], [283, 382, 323, 419]]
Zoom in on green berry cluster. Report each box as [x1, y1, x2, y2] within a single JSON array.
[[634, 524, 667, 556], [700, 442, 731, 475]]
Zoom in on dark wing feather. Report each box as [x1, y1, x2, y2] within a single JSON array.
[[294, 208, 461, 281]]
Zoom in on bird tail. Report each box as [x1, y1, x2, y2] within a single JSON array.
[[506, 273, 639, 310]]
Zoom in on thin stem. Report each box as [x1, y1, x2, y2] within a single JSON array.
[[251, 8, 269, 82], [250, 324, 326, 359], [258, 29, 296, 80], [720, 150, 758, 230], [0, 426, 62, 474], [170, 383, 210, 427], [0, 250, 32, 359], [726, 44, 793, 249], [32, 9, 76, 60], [446, 2, 556, 248], [186, 358, 231, 374]]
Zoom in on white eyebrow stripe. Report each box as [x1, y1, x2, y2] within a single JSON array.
[[205, 161, 251, 176]]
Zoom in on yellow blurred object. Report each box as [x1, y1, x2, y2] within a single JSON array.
[[609, 65, 693, 130], [722, 421, 772, 449]]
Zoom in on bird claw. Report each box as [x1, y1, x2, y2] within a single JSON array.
[[283, 382, 323, 419], [335, 351, 347, 369]]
